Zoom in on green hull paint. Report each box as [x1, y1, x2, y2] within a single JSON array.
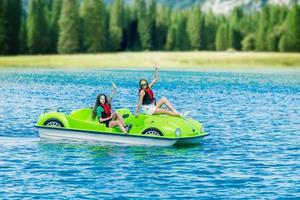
[[36, 108, 208, 140]]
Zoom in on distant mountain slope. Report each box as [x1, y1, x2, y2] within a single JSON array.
[[202, 0, 300, 14], [22, 0, 299, 14], [105, 0, 299, 13]]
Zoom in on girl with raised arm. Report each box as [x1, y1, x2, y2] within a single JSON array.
[[135, 65, 187, 117], [93, 83, 128, 133]]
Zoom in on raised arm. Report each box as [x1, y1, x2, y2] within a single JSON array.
[[135, 90, 145, 117], [108, 84, 117, 104], [149, 65, 158, 88]]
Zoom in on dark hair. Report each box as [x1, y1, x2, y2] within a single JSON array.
[[92, 94, 108, 119], [139, 78, 149, 89]]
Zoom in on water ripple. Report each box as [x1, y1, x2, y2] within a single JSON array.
[[0, 69, 300, 199]]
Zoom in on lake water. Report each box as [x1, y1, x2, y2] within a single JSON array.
[[0, 68, 299, 199]]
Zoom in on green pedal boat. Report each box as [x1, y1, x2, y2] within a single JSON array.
[[35, 108, 208, 146]]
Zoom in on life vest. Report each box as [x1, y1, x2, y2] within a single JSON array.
[[139, 88, 155, 105], [100, 103, 111, 118]]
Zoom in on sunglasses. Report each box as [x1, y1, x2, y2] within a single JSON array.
[[141, 83, 147, 86]]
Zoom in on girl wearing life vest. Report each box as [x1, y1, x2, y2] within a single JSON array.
[[135, 65, 187, 117], [92, 88, 128, 133]]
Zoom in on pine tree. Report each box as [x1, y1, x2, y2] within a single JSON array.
[[2, 0, 22, 54], [155, 6, 170, 50], [8, 0, 22, 54], [26, 0, 36, 53], [266, 5, 281, 51], [242, 34, 255, 51], [175, 12, 189, 50], [109, 0, 124, 51], [42, 1, 52, 53], [121, 6, 131, 50], [256, 7, 269, 51], [148, 0, 156, 50], [19, 15, 27, 54], [187, 7, 203, 50], [49, 0, 62, 53], [228, 7, 243, 50], [239, 11, 260, 37], [203, 11, 218, 50], [81, 0, 105, 53], [215, 23, 229, 51], [126, 0, 140, 50], [137, 0, 151, 50], [165, 25, 176, 50], [58, 0, 79, 54], [27, 0, 49, 54], [228, 25, 242, 50], [279, 3, 300, 52], [278, 5, 288, 24], [0, 0, 7, 54]]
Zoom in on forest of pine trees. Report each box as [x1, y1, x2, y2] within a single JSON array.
[[0, 0, 299, 55]]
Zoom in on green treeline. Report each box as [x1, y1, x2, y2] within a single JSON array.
[[0, 0, 299, 55]]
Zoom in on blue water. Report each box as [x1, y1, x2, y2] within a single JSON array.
[[0, 68, 299, 199]]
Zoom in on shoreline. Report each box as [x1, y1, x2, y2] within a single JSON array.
[[1, 66, 300, 74], [0, 52, 300, 72]]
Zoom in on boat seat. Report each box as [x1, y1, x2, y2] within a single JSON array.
[[70, 107, 95, 121]]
